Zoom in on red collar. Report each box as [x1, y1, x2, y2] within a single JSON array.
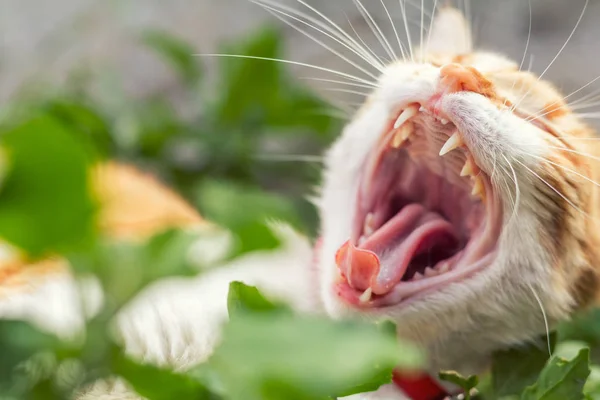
[[392, 370, 451, 400], [312, 238, 455, 399]]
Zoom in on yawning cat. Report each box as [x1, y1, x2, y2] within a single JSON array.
[[2, 4, 600, 400]]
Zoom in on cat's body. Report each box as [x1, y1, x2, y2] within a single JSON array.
[[3, 4, 600, 399]]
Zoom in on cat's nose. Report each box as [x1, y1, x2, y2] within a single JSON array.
[[438, 63, 494, 97]]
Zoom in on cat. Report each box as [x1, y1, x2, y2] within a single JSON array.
[[2, 3, 600, 400]]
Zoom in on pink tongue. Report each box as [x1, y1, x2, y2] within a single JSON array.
[[336, 204, 458, 295]]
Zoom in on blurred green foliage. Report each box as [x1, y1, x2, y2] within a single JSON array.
[[1, 25, 600, 400]]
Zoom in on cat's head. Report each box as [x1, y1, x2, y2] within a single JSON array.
[[316, 6, 600, 370]]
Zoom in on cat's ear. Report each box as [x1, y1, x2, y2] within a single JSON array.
[[426, 6, 472, 54]]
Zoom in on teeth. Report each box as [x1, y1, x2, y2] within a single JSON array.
[[424, 267, 438, 277], [391, 123, 412, 148], [471, 176, 485, 200], [439, 132, 464, 156], [413, 272, 424, 280], [358, 235, 367, 246], [359, 287, 373, 303], [393, 105, 419, 129], [437, 263, 450, 274], [419, 106, 428, 113], [460, 158, 475, 177], [440, 118, 449, 125], [364, 213, 375, 235]]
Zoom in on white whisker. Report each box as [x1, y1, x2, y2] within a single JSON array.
[[399, 0, 414, 62], [501, 154, 522, 226], [345, 12, 388, 67], [353, 0, 397, 61], [291, 0, 387, 69], [254, 154, 325, 163], [538, 0, 588, 81], [323, 88, 371, 97], [253, 0, 384, 75], [379, 0, 407, 60], [512, 158, 589, 218], [527, 282, 553, 357], [299, 77, 377, 89], [425, 0, 439, 54], [196, 54, 377, 86]]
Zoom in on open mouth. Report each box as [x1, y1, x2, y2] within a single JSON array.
[[335, 103, 503, 308]]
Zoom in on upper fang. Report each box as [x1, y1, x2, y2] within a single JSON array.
[[439, 132, 464, 156], [393, 105, 419, 129]]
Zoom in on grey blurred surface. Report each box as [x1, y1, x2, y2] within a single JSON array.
[[0, 0, 598, 104]]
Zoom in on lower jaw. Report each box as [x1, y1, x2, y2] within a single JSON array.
[[334, 249, 497, 309]]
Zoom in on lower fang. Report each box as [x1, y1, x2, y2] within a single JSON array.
[[359, 287, 373, 303], [391, 124, 412, 148], [440, 118, 449, 125]]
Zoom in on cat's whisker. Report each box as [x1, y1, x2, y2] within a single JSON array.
[[253, 154, 325, 163], [527, 282, 553, 357], [519, 0, 532, 73], [323, 88, 371, 97], [501, 154, 522, 227], [512, 158, 591, 219], [196, 54, 377, 87], [399, 0, 415, 62], [515, 0, 589, 117], [299, 77, 378, 89], [253, 0, 384, 75], [353, 0, 397, 61], [526, 73, 600, 122], [345, 12, 388, 67], [425, 0, 439, 55], [419, 0, 425, 62], [290, 0, 386, 70], [530, 154, 600, 192], [537, 0, 588, 82], [379, 0, 408, 61], [259, 7, 381, 81]]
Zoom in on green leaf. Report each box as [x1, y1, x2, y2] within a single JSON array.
[[0, 321, 61, 382], [559, 309, 600, 346], [492, 334, 556, 397], [227, 282, 290, 318], [439, 371, 478, 399], [195, 180, 301, 256], [0, 114, 97, 256], [142, 29, 202, 84], [209, 314, 424, 400], [69, 229, 201, 308], [521, 348, 590, 400], [113, 351, 217, 400]]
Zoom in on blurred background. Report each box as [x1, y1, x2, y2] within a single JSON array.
[[1, 0, 598, 236]]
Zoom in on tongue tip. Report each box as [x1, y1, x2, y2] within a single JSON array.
[[336, 240, 381, 290]]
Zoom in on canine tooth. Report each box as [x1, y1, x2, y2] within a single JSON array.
[[419, 106, 427, 113], [358, 235, 367, 245], [440, 118, 449, 125], [393, 106, 419, 129], [391, 124, 412, 148], [471, 176, 485, 200], [460, 159, 475, 177], [359, 287, 373, 303], [439, 132, 464, 156], [424, 267, 437, 277], [413, 272, 424, 280]]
